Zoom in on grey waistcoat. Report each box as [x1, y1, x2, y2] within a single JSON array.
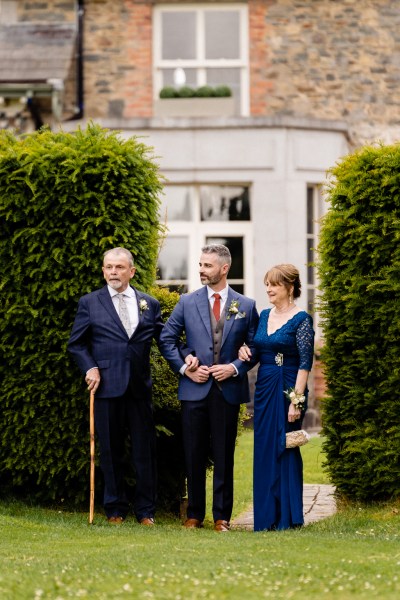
[[209, 304, 225, 365]]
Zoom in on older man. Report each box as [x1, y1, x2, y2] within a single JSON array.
[[68, 247, 163, 525]]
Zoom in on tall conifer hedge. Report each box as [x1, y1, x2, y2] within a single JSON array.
[[318, 143, 400, 501], [0, 124, 184, 509]]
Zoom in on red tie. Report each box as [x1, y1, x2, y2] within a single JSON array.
[[213, 293, 221, 321]]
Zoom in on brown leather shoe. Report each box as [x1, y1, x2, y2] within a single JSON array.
[[140, 517, 155, 526], [214, 520, 230, 532], [107, 516, 124, 525], [183, 518, 203, 529]]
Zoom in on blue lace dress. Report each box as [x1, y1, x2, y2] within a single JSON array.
[[253, 309, 314, 531]]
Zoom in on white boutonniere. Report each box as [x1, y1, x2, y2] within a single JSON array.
[[226, 299, 246, 321], [139, 298, 149, 314], [284, 387, 306, 410]]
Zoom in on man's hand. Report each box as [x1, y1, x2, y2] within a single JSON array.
[[85, 368, 101, 393], [185, 365, 210, 383], [208, 364, 236, 382], [185, 354, 199, 372]]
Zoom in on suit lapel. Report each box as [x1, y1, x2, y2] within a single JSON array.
[[98, 286, 126, 334], [195, 287, 213, 340], [132, 288, 144, 335], [221, 287, 237, 347]]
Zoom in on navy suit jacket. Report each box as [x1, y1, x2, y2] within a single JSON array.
[[159, 286, 259, 405], [67, 285, 163, 399]]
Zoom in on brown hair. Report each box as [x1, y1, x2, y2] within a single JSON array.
[[264, 264, 301, 298]]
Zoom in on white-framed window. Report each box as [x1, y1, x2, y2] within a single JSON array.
[[153, 3, 249, 115], [157, 184, 253, 294]]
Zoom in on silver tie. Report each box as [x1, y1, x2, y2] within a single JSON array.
[[118, 293, 132, 336]]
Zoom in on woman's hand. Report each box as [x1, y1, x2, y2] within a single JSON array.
[[288, 402, 301, 423], [185, 354, 199, 372], [238, 343, 252, 362]]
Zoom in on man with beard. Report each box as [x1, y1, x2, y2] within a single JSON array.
[[160, 244, 259, 531], [68, 247, 180, 525]]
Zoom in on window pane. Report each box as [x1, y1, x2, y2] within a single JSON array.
[[159, 186, 193, 221], [158, 237, 189, 280], [229, 284, 244, 294], [307, 186, 314, 234], [205, 11, 240, 59], [206, 68, 241, 112], [206, 236, 243, 279], [307, 243, 314, 285], [162, 12, 196, 60], [307, 288, 315, 315], [162, 68, 198, 88], [200, 186, 250, 221]]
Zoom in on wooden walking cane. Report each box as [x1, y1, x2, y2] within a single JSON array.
[[89, 389, 95, 524]]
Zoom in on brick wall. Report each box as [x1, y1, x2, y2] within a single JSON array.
[[84, 0, 153, 119], [14, 0, 400, 144]]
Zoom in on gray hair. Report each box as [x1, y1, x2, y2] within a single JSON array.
[[201, 244, 232, 267], [103, 247, 134, 266]]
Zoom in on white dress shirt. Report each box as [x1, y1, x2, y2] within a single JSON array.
[[108, 285, 139, 333], [207, 285, 228, 315], [86, 285, 139, 375]]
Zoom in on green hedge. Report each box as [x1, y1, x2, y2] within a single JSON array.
[[0, 124, 186, 509], [318, 143, 400, 501]]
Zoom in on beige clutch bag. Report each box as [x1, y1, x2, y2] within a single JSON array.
[[286, 430, 310, 448]]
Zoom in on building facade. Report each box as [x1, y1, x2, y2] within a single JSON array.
[[2, 0, 399, 419]]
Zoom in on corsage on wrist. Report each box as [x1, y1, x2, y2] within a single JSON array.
[[284, 387, 306, 410]]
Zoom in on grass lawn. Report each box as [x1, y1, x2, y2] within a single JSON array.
[[1, 430, 399, 599]]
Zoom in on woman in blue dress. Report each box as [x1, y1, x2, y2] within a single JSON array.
[[239, 264, 314, 531]]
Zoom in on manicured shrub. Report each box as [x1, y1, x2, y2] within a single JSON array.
[[318, 143, 400, 501], [0, 124, 185, 510], [159, 85, 232, 99], [149, 286, 186, 510], [214, 85, 232, 97], [194, 85, 216, 98], [176, 86, 195, 98], [159, 86, 178, 99]]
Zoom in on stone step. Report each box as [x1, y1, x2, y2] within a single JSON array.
[[231, 484, 336, 530]]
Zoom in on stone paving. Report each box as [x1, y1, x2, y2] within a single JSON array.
[[231, 484, 336, 530]]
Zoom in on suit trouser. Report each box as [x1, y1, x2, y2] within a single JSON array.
[[181, 383, 240, 522], [94, 382, 157, 520]]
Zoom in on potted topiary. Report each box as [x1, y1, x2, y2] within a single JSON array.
[[154, 85, 235, 117]]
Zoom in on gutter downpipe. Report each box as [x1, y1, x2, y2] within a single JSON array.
[[71, 0, 84, 119]]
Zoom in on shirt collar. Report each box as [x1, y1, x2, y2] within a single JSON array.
[[107, 284, 135, 298], [207, 285, 228, 302]]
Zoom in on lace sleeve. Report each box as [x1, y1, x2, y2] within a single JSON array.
[[296, 315, 314, 371]]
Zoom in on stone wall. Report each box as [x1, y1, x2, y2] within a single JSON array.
[[17, 0, 76, 22], [249, 0, 400, 145]]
